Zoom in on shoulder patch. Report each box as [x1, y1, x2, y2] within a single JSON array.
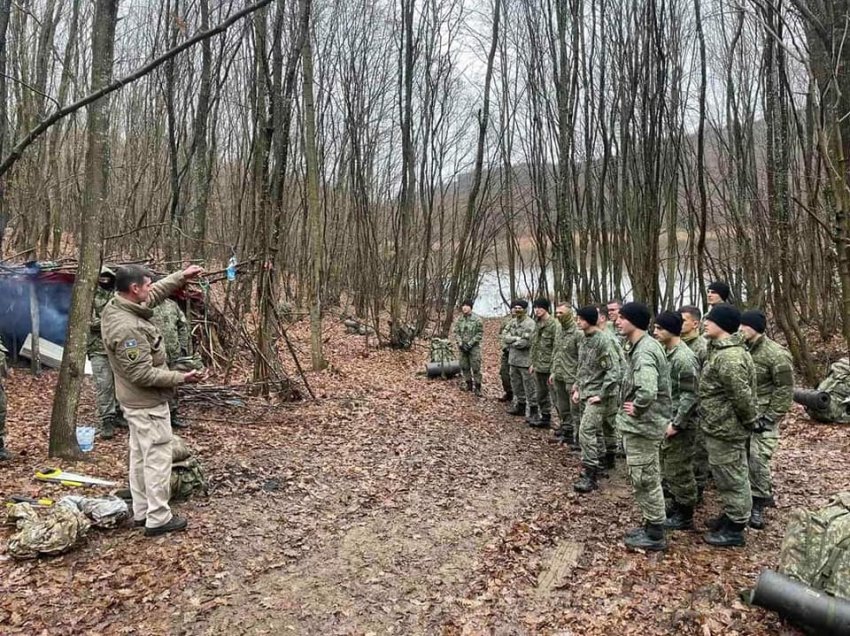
[[126, 348, 140, 362], [123, 339, 138, 349]]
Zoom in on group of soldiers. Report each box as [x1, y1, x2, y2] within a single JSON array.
[[89, 267, 192, 439], [453, 281, 794, 551]]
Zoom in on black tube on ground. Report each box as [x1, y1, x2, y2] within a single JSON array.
[[793, 389, 831, 410], [425, 361, 461, 379], [751, 570, 850, 636]]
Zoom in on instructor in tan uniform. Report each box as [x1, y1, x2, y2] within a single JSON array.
[[102, 264, 204, 537]]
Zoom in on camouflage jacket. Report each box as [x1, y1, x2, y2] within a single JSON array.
[[748, 334, 794, 425], [667, 340, 700, 431], [87, 287, 115, 356], [699, 332, 757, 441], [551, 317, 582, 383], [617, 333, 672, 440], [502, 314, 536, 367], [453, 313, 483, 348], [682, 332, 708, 369], [101, 272, 187, 409], [530, 315, 558, 373], [575, 329, 621, 400], [150, 299, 189, 364]]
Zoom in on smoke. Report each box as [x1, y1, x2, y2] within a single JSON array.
[[0, 267, 75, 352]]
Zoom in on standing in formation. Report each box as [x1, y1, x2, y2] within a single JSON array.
[[89, 267, 122, 439], [654, 311, 700, 532], [550, 304, 582, 449], [151, 295, 192, 429], [453, 299, 484, 396], [503, 300, 537, 418], [529, 299, 557, 428], [739, 309, 793, 529], [497, 311, 513, 403], [678, 304, 709, 497], [101, 265, 204, 537], [699, 303, 757, 547], [616, 303, 672, 551]]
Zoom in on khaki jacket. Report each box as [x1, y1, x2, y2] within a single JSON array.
[[101, 272, 186, 409]]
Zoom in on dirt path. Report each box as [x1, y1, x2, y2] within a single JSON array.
[[2, 321, 847, 634]]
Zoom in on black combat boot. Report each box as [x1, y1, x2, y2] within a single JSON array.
[[703, 517, 747, 547], [604, 452, 617, 470], [171, 407, 188, 429], [473, 382, 482, 397], [625, 522, 667, 551], [462, 379, 473, 392], [530, 411, 550, 429], [100, 417, 116, 440], [507, 402, 527, 417], [525, 405, 541, 426], [0, 436, 9, 461], [144, 515, 188, 537], [705, 514, 726, 532], [749, 497, 768, 530], [573, 467, 599, 493], [664, 503, 695, 531]]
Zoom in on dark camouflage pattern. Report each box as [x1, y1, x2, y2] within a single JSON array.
[[699, 332, 757, 441], [502, 314, 536, 368], [530, 315, 558, 373], [150, 299, 189, 364], [616, 334, 672, 440]]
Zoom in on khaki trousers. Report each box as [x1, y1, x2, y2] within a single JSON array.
[[124, 402, 173, 528]]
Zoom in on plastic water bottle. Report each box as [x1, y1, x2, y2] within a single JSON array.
[[226, 255, 237, 281], [76, 426, 96, 452]]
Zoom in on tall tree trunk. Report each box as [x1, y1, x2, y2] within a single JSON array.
[[0, 0, 12, 251], [48, 0, 118, 459]]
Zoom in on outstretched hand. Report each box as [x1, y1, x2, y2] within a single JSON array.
[[182, 265, 205, 281]]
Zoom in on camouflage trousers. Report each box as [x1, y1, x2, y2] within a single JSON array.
[[0, 382, 6, 439], [509, 365, 537, 408], [90, 354, 118, 424], [499, 350, 512, 395], [748, 428, 779, 499], [552, 378, 579, 440], [704, 434, 752, 525], [533, 371, 552, 416], [459, 345, 482, 384], [693, 426, 710, 489], [599, 401, 621, 456], [661, 427, 698, 507], [579, 400, 607, 470], [622, 432, 666, 525]]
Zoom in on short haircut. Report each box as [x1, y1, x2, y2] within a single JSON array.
[[678, 305, 702, 321], [597, 304, 608, 317], [116, 265, 152, 293], [606, 298, 622, 307]]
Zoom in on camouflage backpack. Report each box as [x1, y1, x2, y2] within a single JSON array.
[[429, 338, 454, 364], [171, 458, 208, 502], [811, 359, 850, 423], [778, 492, 850, 600]]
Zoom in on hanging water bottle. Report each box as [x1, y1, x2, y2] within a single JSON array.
[[226, 254, 237, 281]]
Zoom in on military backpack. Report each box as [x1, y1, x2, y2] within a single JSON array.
[[429, 338, 454, 364], [778, 492, 850, 600], [811, 359, 850, 424]]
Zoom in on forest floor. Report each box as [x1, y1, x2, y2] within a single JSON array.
[[1, 319, 848, 635]]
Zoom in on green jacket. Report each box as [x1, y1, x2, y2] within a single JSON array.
[[617, 333, 672, 440], [87, 287, 115, 356], [699, 332, 757, 441], [551, 317, 582, 383], [151, 298, 189, 364], [575, 329, 621, 400], [748, 334, 794, 425], [682, 332, 708, 369], [530, 315, 558, 372], [453, 313, 484, 348], [667, 341, 700, 431], [502, 314, 536, 367]]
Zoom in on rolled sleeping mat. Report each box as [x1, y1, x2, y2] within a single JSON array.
[[425, 361, 461, 379], [793, 389, 831, 411], [751, 569, 850, 636]]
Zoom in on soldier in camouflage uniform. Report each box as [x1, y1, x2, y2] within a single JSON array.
[[679, 304, 709, 499], [740, 309, 793, 530], [497, 313, 513, 402], [615, 303, 672, 551], [151, 297, 190, 429], [88, 268, 120, 439], [453, 299, 484, 396], [706, 280, 731, 307], [700, 303, 757, 547], [653, 311, 700, 531], [571, 306, 621, 493], [551, 304, 582, 448], [598, 304, 626, 465], [0, 339, 9, 460], [529, 298, 557, 428], [502, 300, 537, 418]]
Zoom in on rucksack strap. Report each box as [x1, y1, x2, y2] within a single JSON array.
[[815, 534, 850, 588]]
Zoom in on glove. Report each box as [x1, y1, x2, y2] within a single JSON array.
[[752, 415, 773, 434], [459, 343, 470, 354]]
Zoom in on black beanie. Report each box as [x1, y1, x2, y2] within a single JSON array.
[[511, 299, 528, 310], [655, 311, 683, 336], [740, 309, 767, 334], [619, 302, 651, 331], [576, 305, 598, 326], [461, 298, 475, 309], [532, 298, 551, 313], [708, 280, 731, 301], [706, 303, 741, 334]]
